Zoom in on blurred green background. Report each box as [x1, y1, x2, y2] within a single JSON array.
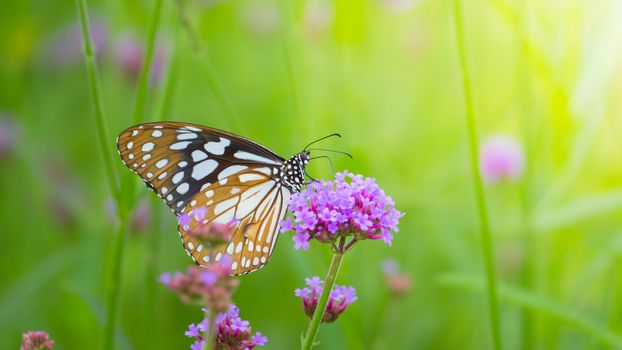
[[1, 0, 622, 349]]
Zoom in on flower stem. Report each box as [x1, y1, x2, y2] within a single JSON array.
[[103, 215, 130, 350], [74, 0, 119, 202], [74, 1, 130, 349], [132, 0, 163, 125], [301, 252, 344, 350], [450, 1, 503, 349], [203, 308, 216, 350]]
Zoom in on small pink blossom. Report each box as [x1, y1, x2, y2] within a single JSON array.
[[479, 135, 525, 183], [185, 305, 268, 349], [295, 277, 357, 323], [20, 331, 54, 350]]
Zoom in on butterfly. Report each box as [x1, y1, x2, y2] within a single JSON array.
[[117, 122, 331, 275]]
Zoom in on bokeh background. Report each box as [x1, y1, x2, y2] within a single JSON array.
[[2, 0, 622, 349]]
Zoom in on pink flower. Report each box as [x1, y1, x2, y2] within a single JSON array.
[[113, 33, 143, 80], [20, 331, 54, 350], [281, 171, 403, 252], [160, 263, 239, 312], [185, 305, 268, 349], [479, 135, 525, 183], [295, 277, 357, 323]]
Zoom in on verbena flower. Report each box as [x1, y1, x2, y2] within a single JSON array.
[[186, 305, 268, 350], [295, 276, 357, 323], [281, 171, 403, 253], [178, 207, 235, 248], [113, 32, 169, 85], [381, 258, 411, 296], [113, 33, 142, 80], [20, 331, 54, 350], [479, 134, 525, 183], [160, 261, 238, 312]]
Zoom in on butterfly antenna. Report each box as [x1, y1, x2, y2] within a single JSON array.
[[310, 155, 335, 175], [307, 148, 353, 159], [303, 133, 341, 151], [304, 170, 319, 185]]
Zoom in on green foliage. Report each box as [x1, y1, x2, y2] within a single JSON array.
[[1, 0, 621, 349]]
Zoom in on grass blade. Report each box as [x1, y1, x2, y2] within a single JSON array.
[[450, 0, 503, 349]]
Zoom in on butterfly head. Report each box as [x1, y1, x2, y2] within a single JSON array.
[[280, 151, 310, 193]]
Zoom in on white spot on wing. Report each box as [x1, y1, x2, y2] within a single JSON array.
[[142, 142, 154, 152], [255, 167, 272, 176], [233, 151, 281, 165], [152, 130, 162, 137], [156, 159, 168, 168], [192, 150, 207, 162], [172, 172, 184, 184], [177, 133, 197, 140], [204, 137, 231, 155], [127, 141, 134, 149], [170, 141, 192, 150], [192, 159, 218, 180], [218, 165, 248, 180], [176, 183, 190, 194]]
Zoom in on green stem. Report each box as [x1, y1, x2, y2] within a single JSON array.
[[75, 0, 119, 202], [103, 215, 129, 350], [132, 0, 164, 125], [450, 1, 503, 349], [301, 252, 344, 350], [74, 2, 130, 349], [203, 308, 216, 350]]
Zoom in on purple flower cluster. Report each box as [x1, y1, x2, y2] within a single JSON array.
[[178, 207, 235, 248], [281, 171, 403, 252], [20, 331, 54, 350], [160, 260, 238, 312], [295, 276, 357, 323], [186, 305, 268, 350]]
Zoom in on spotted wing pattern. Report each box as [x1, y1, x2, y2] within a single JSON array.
[[116, 122, 291, 275], [117, 122, 284, 215], [179, 167, 291, 275]]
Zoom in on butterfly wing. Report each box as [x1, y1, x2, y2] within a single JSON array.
[[179, 167, 291, 275], [117, 122, 285, 214], [117, 122, 290, 275]]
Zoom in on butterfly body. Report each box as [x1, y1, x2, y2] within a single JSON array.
[[116, 122, 309, 275]]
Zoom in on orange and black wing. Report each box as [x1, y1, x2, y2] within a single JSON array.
[[117, 122, 291, 274]]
